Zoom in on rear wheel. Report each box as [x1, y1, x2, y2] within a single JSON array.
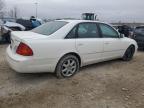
[[122, 45, 135, 61], [55, 54, 80, 79]]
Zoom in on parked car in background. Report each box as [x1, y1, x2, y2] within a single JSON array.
[[113, 25, 134, 38], [16, 17, 42, 30], [0, 19, 3, 26], [1, 21, 25, 43], [6, 20, 138, 78], [133, 26, 144, 49], [0, 19, 3, 41], [1, 17, 42, 43], [0, 19, 3, 32]]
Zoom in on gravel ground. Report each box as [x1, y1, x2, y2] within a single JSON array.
[[0, 45, 144, 108]]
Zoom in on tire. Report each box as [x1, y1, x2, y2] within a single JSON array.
[[55, 54, 80, 79], [122, 45, 135, 61]]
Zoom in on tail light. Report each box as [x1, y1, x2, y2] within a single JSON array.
[[16, 42, 33, 56]]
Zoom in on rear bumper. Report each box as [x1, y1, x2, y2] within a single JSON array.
[[6, 46, 57, 73]]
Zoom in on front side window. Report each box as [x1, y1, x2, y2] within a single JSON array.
[[32, 21, 68, 36], [77, 23, 99, 38], [99, 23, 119, 38]]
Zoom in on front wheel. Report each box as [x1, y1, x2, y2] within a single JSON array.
[[122, 45, 135, 61], [55, 54, 80, 79]]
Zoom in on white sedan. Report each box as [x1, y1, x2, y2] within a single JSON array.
[[6, 20, 138, 78]]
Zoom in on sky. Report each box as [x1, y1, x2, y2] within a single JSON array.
[[4, 0, 144, 22]]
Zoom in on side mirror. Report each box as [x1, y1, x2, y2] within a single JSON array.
[[119, 34, 124, 38]]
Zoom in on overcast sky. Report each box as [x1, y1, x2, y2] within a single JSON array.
[[5, 0, 144, 22]]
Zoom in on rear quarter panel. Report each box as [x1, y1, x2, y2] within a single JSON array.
[[122, 37, 138, 55], [26, 39, 77, 64]]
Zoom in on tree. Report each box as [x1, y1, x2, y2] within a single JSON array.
[[8, 9, 14, 18], [8, 6, 19, 19], [0, 0, 4, 11], [14, 6, 18, 19], [0, 0, 5, 18]]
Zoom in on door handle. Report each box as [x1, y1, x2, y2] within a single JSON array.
[[78, 43, 84, 46], [104, 42, 110, 44]]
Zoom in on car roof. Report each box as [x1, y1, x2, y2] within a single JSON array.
[[56, 19, 101, 23], [55, 20, 113, 27]]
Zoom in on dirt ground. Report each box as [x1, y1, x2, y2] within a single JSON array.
[[0, 45, 144, 108]]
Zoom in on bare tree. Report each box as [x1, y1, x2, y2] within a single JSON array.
[[8, 9, 14, 18], [14, 6, 18, 19], [8, 6, 19, 19], [0, 0, 5, 18], [0, 0, 4, 11]]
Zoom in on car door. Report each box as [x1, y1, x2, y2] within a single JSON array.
[[98, 23, 125, 59], [74, 22, 103, 66]]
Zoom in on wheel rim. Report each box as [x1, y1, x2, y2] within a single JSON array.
[[61, 59, 77, 77]]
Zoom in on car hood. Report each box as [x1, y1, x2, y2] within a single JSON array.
[[11, 31, 48, 40]]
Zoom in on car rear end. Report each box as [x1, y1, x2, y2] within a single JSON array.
[[6, 31, 57, 73], [6, 32, 34, 73], [6, 20, 73, 73]]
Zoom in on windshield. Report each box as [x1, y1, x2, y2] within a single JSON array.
[[31, 21, 68, 36]]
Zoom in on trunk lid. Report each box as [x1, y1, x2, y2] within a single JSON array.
[[11, 31, 47, 40], [10, 31, 47, 53]]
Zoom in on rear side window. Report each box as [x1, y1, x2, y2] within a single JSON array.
[[99, 23, 119, 38], [66, 26, 77, 39], [32, 21, 68, 36], [78, 23, 99, 38]]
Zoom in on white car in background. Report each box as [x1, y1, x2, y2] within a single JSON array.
[[0, 19, 3, 30], [1, 21, 26, 42], [0, 19, 3, 25], [6, 20, 138, 78]]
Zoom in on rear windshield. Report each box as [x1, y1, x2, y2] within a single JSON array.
[[31, 21, 68, 36]]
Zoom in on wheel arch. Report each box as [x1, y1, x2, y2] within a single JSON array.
[[128, 44, 136, 52], [57, 52, 82, 67], [122, 44, 136, 61]]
